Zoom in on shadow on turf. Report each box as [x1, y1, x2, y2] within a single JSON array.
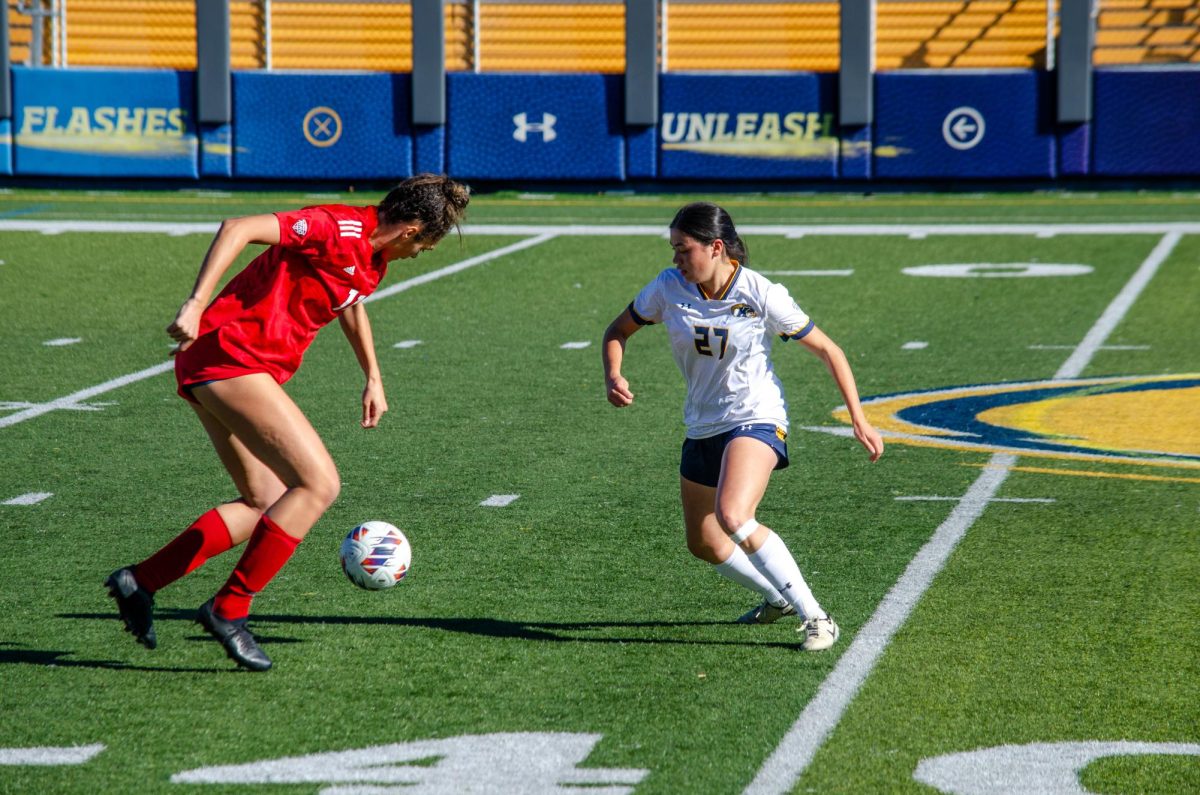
[[0, 641, 224, 674], [59, 610, 801, 652]]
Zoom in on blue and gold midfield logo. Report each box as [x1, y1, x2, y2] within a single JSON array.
[[833, 374, 1200, 479]]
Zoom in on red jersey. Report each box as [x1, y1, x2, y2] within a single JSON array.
[[175, 204, 388, 400]]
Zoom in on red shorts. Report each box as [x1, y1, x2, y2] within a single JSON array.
[[174, 331, 293, 404]]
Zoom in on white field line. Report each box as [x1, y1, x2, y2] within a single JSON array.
[[0, 743, 106, 765], [1055, 232, 1180, 380], [744, 230, 1182, 795], [3, 492, 54, 506], [0, 235, 557, 431], [5, 220, 1200, 237], [0, 362, 176, 430], [365, 234, 556, 303], [480, 494, 520, 507]]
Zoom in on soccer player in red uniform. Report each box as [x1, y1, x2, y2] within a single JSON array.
[[105, 174, 469, 671]]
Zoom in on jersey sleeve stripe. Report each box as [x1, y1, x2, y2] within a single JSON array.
[[628, 302, 654, 326], [783, 319, 815, 340]]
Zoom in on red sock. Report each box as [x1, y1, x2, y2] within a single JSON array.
[[133, 508, 234, 594], [212, 514, 301, 621]]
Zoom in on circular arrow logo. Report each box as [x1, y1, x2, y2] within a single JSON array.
[[303, 106, 343, 148], [941, 106, 985, 151]]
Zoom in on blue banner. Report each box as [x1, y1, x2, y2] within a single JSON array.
[[12, 66, 197, 178], [658, 74, 838, 179], [873, 71, 1055, 179], [446, 74, 624, 180], [233, 72, 413, 179], [1093, 69, 1200, 177]]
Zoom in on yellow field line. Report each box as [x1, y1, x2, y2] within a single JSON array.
[[966, 462, 1200, 484]]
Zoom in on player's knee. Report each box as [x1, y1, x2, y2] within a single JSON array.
[[304, 465, 341, 510], [723, 517, 760, 546], [715, 505, 752, 536]]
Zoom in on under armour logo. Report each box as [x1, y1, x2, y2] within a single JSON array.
[[513, 112, 557, 143]]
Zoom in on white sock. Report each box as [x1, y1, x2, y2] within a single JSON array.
[[746, 531, 825, 620], [714, 546, 787, 607]]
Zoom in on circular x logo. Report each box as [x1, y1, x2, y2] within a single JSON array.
[[303, 106, 343, 148]]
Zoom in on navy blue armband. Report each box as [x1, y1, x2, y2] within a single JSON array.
[[628, 302, 654, 326]]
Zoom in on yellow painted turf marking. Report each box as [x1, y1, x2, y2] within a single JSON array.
[[965, 462, 1200, 485]]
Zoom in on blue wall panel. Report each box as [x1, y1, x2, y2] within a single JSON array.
[[0, 118, 11, 176], [200, 123, 232, 178], [840, 125, 872, 179], [658, 74, 838, 179], [12, 66, 197, 178], [627, 125, 657, 179], [233, 72, 413, 179], [1093, 69, 1200, 177], [413, 124, 444, 175], [446, 74, 624, 180], [7, 66, 1200, 184], [1058, 123, 1090, 177], [874, 71, 1055, 178]]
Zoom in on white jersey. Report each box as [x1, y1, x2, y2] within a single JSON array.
[[630, 263, 814, 439]]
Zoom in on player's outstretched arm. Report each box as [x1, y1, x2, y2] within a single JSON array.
[[167, 214, 282, 351], [338, 302, 387, 429], [796, 325, 884, 462], [602, 309, 641, 408]]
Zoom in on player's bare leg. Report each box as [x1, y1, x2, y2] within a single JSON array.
[[716, 437, 838, 649], [681, 476, 790, 622], [191, 374, 341, 670], [104, 401, 289, 651], [194, 374, 340, 539]]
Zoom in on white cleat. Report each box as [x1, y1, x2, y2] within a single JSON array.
[[736, 601, 797, 624], [798, 615, 839, 651]]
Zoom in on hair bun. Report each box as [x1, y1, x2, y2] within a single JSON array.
[[442, 179, 471, 210]]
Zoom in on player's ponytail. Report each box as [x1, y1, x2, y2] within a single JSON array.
[[378, 174, 470, 243], [669, 202, 748, 266]]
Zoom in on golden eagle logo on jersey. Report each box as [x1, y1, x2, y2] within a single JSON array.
[[729, 303, 758, 318], [826, 374, 1200, 479]]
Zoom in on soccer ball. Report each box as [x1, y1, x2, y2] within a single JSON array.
[[339, 521, 411, 590]]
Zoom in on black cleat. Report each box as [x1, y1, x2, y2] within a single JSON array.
[[196, 599, 272, 671], [104, 568, 157, 649]]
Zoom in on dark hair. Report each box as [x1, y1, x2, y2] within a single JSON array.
[[669, 202, 748, 265], [377, 173, 470, 242]]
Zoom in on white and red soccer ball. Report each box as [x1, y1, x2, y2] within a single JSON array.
[[339, 521, 411, 590]]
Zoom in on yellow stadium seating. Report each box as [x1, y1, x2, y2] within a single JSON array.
[[876, 0, 1050, 69], [7, 7, 33, 65], [665, 3, 841, 71], [9, 0, 1195, 74], [476, 3, 624, 72], [31, 0, 474, 72], [1094, 0, 1199, 64]]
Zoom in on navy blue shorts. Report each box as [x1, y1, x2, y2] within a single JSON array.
[[680, 424, 789, 488]]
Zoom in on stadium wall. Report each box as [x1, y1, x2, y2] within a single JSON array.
[[4, 66, 1199, 182]]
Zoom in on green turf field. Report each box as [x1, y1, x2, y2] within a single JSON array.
[[0, 189, 1197, 794]]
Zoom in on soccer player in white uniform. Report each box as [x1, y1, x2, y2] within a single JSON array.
[[602, 202, 883, 651]]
